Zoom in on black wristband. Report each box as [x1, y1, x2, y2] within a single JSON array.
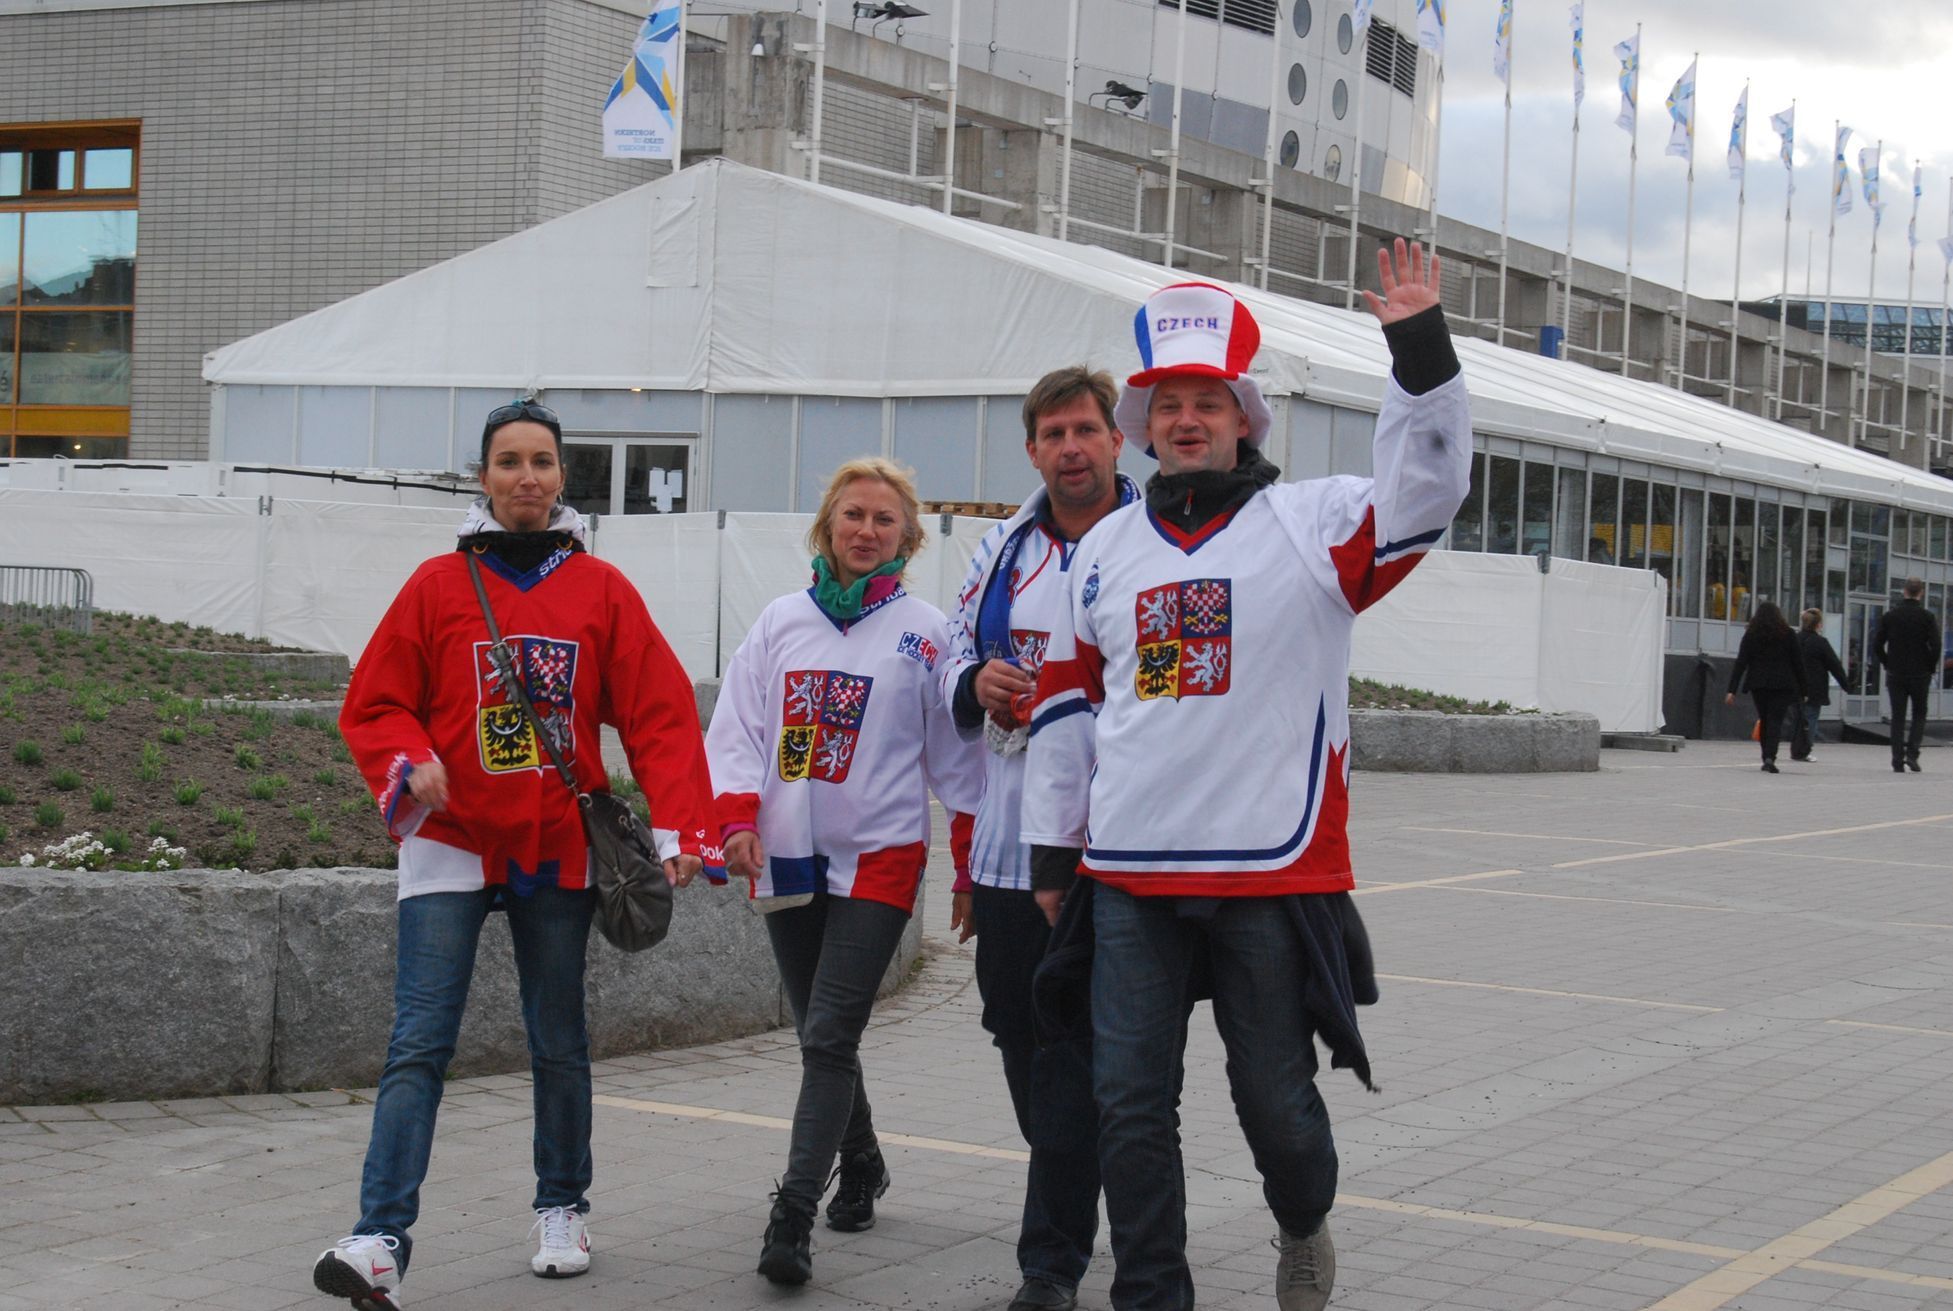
[[1381, 304, 1461, 396]]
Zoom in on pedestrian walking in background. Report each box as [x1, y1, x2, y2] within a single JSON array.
[[1790, 608, 1850, 762], [1725, 601, 1807, 774], [1022, 238, 1471, 1311], [942, 366, 1139, 1311], [317, 400, 722, 1311], [706, 457, 983, 1288], [1875, 577, 1941, 773]]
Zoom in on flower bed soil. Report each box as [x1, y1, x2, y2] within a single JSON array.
[[0, 616, 394, 871]]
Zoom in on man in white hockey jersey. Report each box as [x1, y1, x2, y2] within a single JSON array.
[[942, 366, 1140, 1311], [1021, 239, 1470, 1311]]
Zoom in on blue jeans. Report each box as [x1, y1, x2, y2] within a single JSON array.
[[971, 884, 1100, 1289], [355, 884, 596, 1272], [1092, 885, 1338, 1311]]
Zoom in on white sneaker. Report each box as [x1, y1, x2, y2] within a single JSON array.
[[312, 1233, 405, 1309], [530, 1205, 591, 1278]]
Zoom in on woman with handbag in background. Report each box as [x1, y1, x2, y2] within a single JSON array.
[[707, 457, 982, 1288], [314, 399, 722, 1311], [1724, 600, 1808, 774]]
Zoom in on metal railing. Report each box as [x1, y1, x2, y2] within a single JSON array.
[[0, 566, 94, 634]]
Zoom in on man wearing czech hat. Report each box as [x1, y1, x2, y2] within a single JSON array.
[[1022, 239, 1470, 1311]]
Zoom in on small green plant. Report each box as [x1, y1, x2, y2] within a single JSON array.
[[214, 805, 245, 829], [306, 820, 332, 845], [146, 820, 178, 842], [174, 780, 204, 806], [0, 784, 13, 805], [290, 710, 320, 729], [228, 830, 258, 863], [190, 720, 215, 737], [0, 824, 7, 846], [608, 772, 642, 797], [312, 767, 338, 787], [247, 777, 277, 801], [137, 742, 165, 783], [159, 726, 186, 746], [234, 744, 262, 770], [13, 740, 43, 766], [34, 802, 62, 829], [292, 802, 315, 824], [60, 723, 86, 745], [101, 829, 130, 853], [83, 703, 109, 723], [49, 768, 82, 792], [338, 797, 366, 817], [90, 787, 114, 814]]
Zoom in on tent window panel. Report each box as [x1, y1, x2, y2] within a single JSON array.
[[1892, 509, 1910, 556], [1448, 451, 1485, 551], [1677, 488, 1704, 619], [1780, 505, 1804, 617], [1830, 499, 1850, 546], [1731, 499, 1755, 622], [891, 397, 977, 502], [1805, 508, 1827, 611], [1487, 455, 1519, 554], [1911, 511, 1930, 558], [797, 396, 885, 513], [1756, 502, 1780, 611], [1649, 483, 1676, 601], [1588, 472, 1619, 564], [1933, 515, 1949, 561], [1552, 467, 1585, 561], [1620, 479, 1648, 570], [1705, 492, 1732, 619], [1521, 460, 1553, 559], [709, 394, 795, 513]]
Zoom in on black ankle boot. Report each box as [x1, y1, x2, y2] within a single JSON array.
[[758, 1189, 816, 1285], [824, 1145, 891, 1232]]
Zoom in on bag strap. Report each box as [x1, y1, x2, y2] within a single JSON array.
[[467, 551, 583, 801]]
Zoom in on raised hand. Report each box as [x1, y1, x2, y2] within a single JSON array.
[[1362, 237, 1442, 327]]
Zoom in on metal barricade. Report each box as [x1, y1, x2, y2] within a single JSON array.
[[0, 566, 95, 634]]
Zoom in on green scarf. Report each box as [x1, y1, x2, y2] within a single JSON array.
[[811, 554, 907, 620]]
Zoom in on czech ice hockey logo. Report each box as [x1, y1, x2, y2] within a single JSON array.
[[1133, 579, 1231, 701], [1080, 564, 1100, 610], [779, 669, 875, 784], [896, 631, 939, 671], [1010, 628, 1050, 675], [474, 637, 580, 772]]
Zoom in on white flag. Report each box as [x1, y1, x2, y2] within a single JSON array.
[[1832, 125, 1852, 217], [1727, 87, 1747, 182], [1769, 106, 1794, 194], [1493, 0, 1513, 84], [1352, 0, 1375, 37], [1909, 165, 1922, 249], [1860, 145, 1881, 228], [1665, 59, 1696, 161], [1569, 4, 1584, 107], [602, 2, 683, 161], [1613, 35, 1639, 133], [1416, 0, 1446, 57]]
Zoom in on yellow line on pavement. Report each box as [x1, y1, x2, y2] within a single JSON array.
[[593, 1094, 1031, 1161], [1375, 973, 1722, 1013], [1398, 827, 1661, 847], [1333, 1193, 1745, 1259], [1421, 885, 1745, 914], [1353, 868, 1526, 895], [1553, 811, 1953, 870], [1641, 1148, 1953, 1310], [1824, 1018, 1953, 1039]]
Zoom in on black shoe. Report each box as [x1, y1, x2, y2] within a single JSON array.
[[824, 1145, 891, 1232], [1907, 759, 1922, 772], [758, 1189, 816, 1285], [1761, 761, 1779, 774], [1007, 1275, 1079, 1310], [1894, 762, 1907, 773]]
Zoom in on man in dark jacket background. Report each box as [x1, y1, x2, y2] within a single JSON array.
[[1790, 608, 1851, 761], [1874, 577, 1940, 773]]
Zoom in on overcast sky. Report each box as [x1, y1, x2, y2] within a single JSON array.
[[1435, 0, 1953, 305]]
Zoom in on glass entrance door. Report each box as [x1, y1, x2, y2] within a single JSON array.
[[560, 437, 694, 517], [1843, 599, 1881, 724]]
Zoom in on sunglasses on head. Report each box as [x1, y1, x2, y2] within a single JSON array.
[[484, 399, 562, 434]]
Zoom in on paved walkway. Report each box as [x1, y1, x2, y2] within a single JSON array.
[[5, 742, 1952, 1311]]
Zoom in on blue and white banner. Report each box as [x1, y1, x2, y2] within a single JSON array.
[[1832, 125, 1853, 217], [1909, 165, 1922, 249], [1416, 0, 1446, 57], [1570, 3, 1585, 108], [1493, 0, 1513, 84], [1664, 58, 1695, 161], [1860, 145, 1882, 228], [603, 3, 683, 161], [1613, 34, 1638, 133], [1353, 0, 1375, 37], [1769, 105, 1794, 193], [1727, 87, 1747, 182]]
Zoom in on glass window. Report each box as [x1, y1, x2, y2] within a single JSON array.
[[1781, 506, 1803, 616], [1832, 499, 1851, 545], [0, 211, 17, 303], [1293, 0, 1312, 37], [1806, 507, 1827, 607], [1337, 11, 1352, 52], [22, 211, 137, 305], [1732, 499, 1755, 620], [25, 149, 76, 193], [1288, 63, 1307, 104], [1488, 455, 1520, 553], [1553, 466, 1585, 560], [1324, 143, 1341, 181], [1871, 504, 1891, 537], [18, 310, 132, 405], [0, 314, 13, 403], [1649, 483, 1676, 594], [1827, 567, 1845, 616], [1620, 479, 1648, 569], [1756, 502, 1780, 609], [1934, 515, 1949, 561], [81, 148, 133, 190], [1678, 488, 1704, 619], [1911, 511, 1930, 558], [1706, 492, 1732, 618], [1521, 460, 1553, 559], [1588, 472, 1619, 563], [1279, 131, 1300, 168], [0, 152, 18, 198], [1448, 451, 1484, 550], [1332, 79, 1349, 118], [623, 443, 690, 514]]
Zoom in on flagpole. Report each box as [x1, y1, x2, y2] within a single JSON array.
[[1496, 1, 1514, 346], [1057, 0, 1079, 243], [1256, 0, 1279, 290], [1819, 120, 1841, 427], [1673, 53, 1698, 392], [1560, 55, 1580, 358], [1857, 139, 1881, 446], [941, 0, 962, 217], [671, 0, 688, 168], [1900, 174, 1919, 447], [1727, 82, 1748, 405], [1941, 180, 1952, 444], [807, 0, 830, 184], [1344, 35, 1369, 308], [1772, 99, 1795, 421], [1800, 231, 1814, 410], [1619, 23, 1639, 378], [1162, 0, 1188, 268], [1427, 62, 1445, 253]]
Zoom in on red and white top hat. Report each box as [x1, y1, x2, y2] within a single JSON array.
[[1114, 281, 1274, 454]]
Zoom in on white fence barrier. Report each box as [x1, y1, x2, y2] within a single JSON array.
[[0, 489, 1663, 730]]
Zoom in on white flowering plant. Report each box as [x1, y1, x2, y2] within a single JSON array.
[[15, 832, 188, 872]]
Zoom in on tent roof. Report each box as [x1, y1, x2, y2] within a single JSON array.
[[204, 157, 1953, 514]]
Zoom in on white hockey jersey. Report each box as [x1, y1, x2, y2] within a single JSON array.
[[943, 479, 1138, 890], [1020, 373, 1472, 897], [707, 586, 983, 912]]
